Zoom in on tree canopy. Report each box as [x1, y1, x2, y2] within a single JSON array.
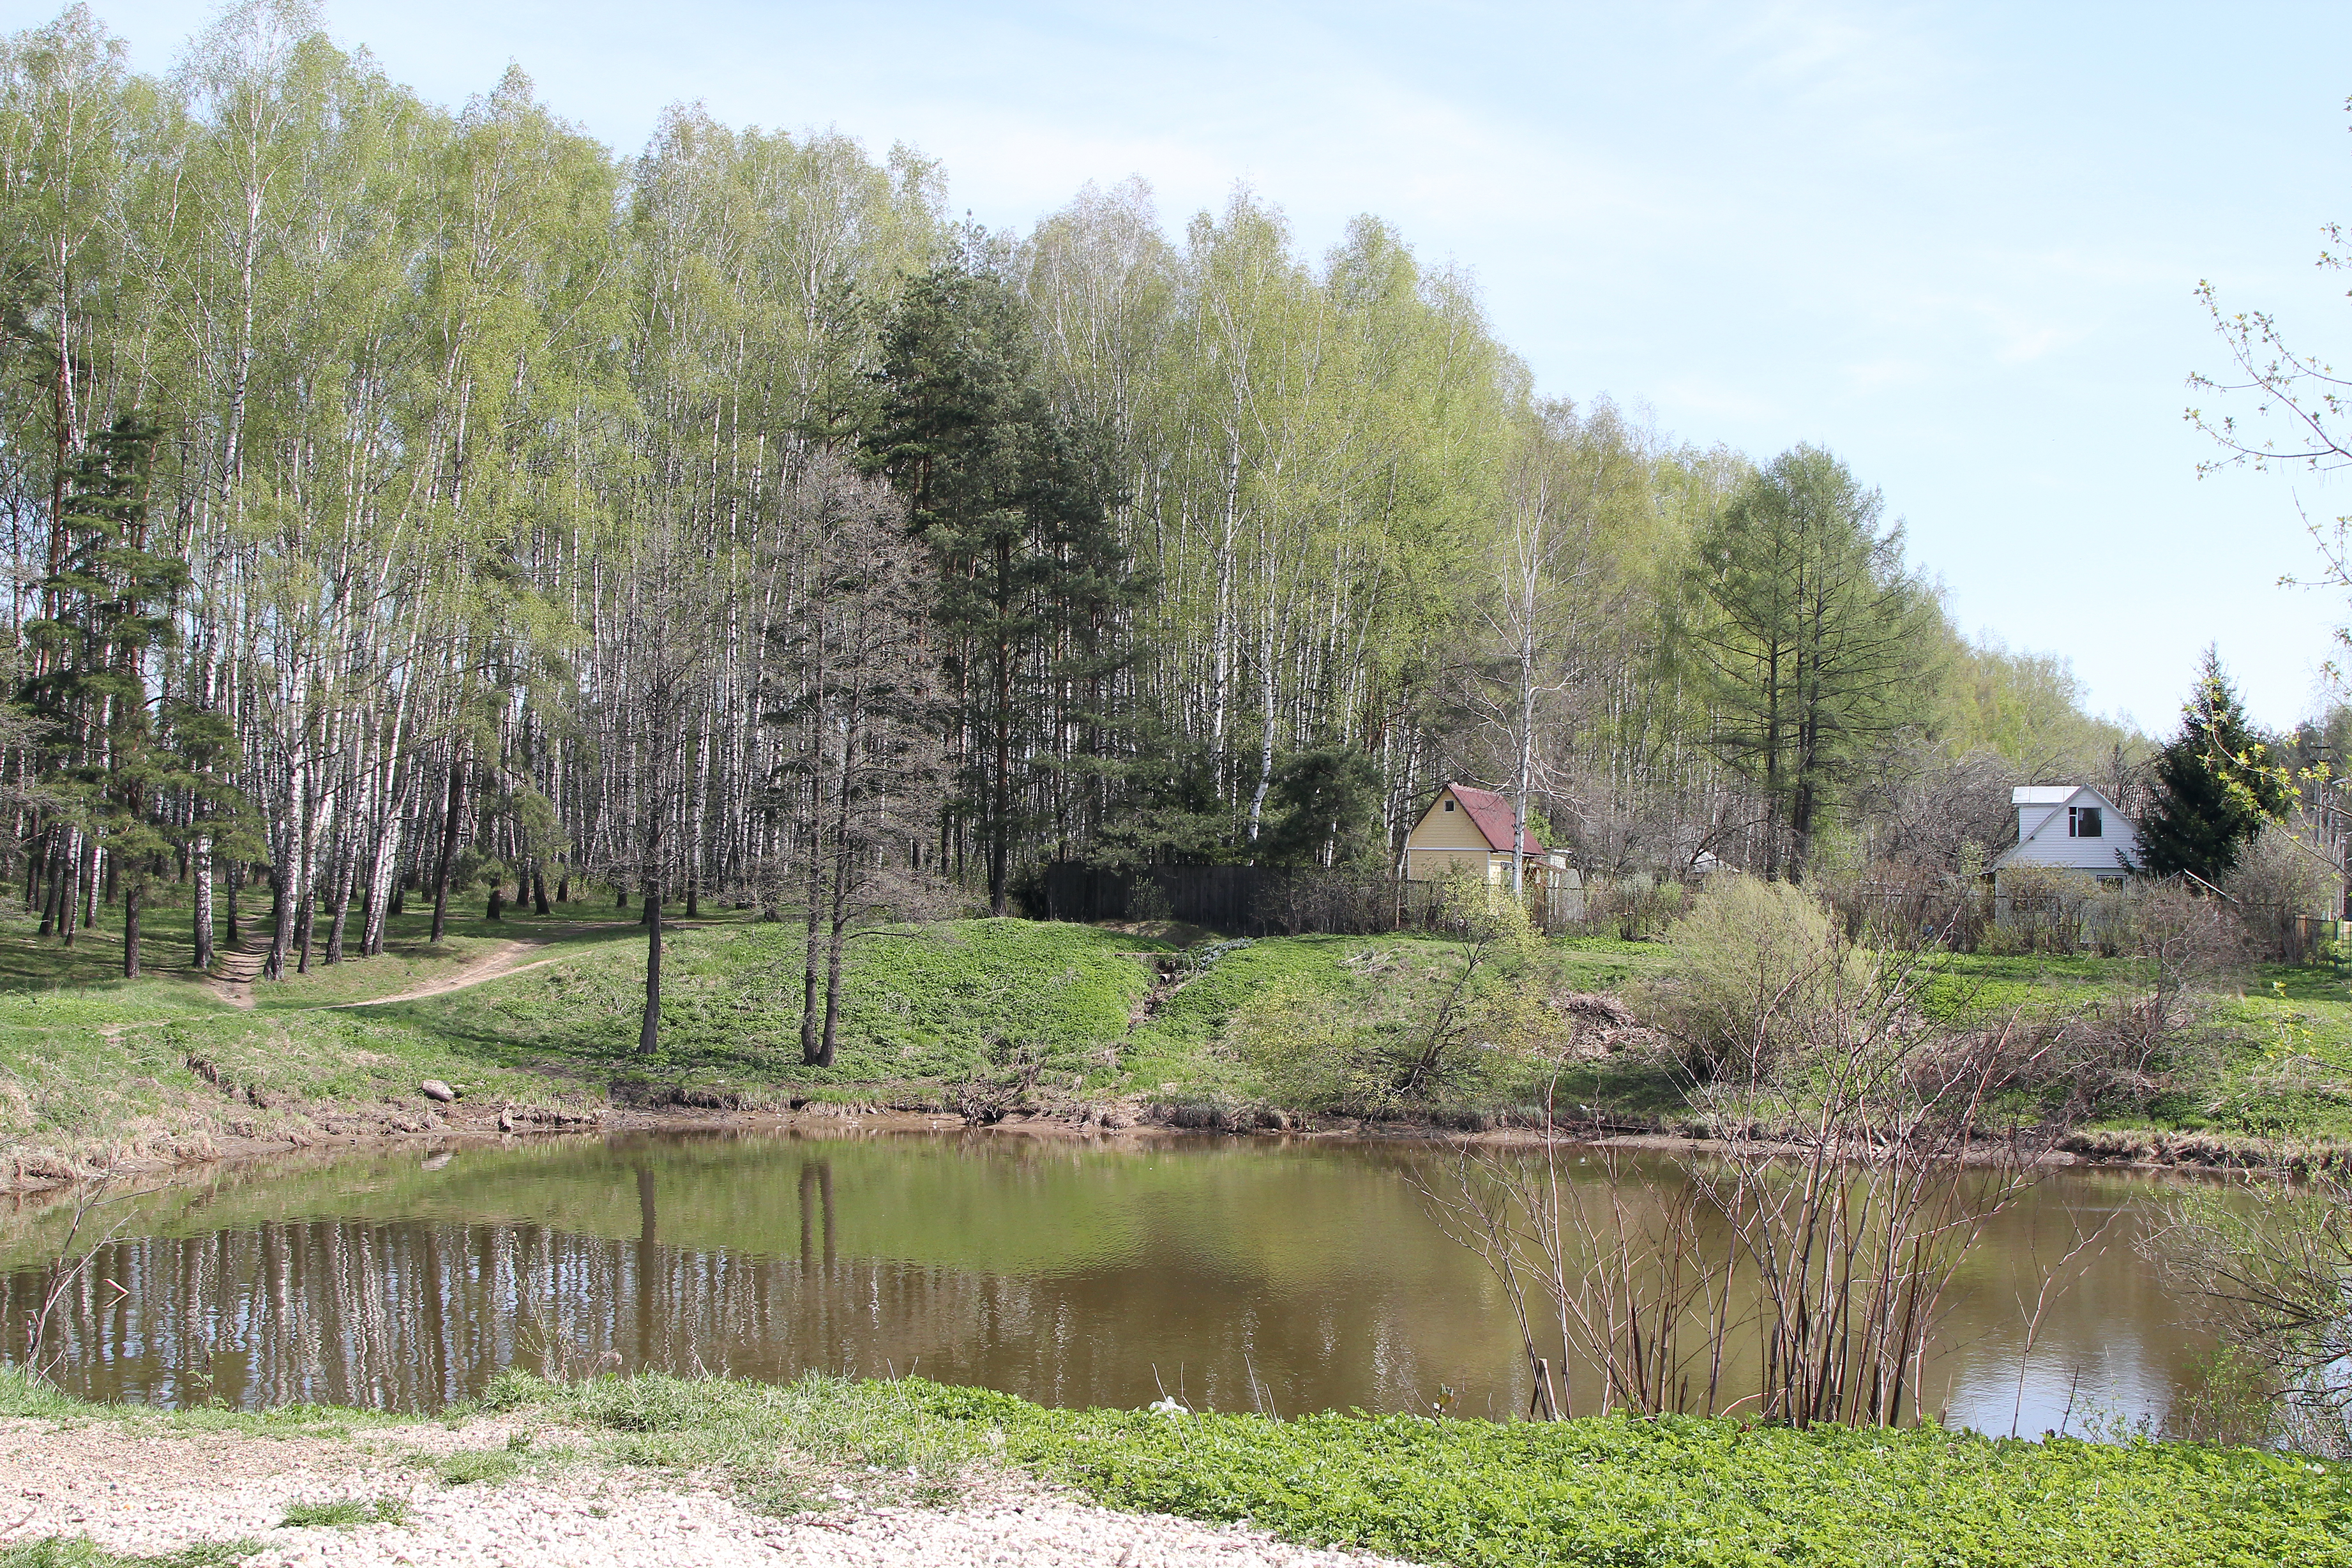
[[2136, 650, 2291, 884], [0, 4, 2145, 987]]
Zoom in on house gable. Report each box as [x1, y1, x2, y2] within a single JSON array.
[[1406, 787, 1502, 852], [1994, 784, 2139, 874], [1439, 783, 1544, 855], [1403, 783, 1555, 884]]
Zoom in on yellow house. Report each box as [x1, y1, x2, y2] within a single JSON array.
[[1403, 782, 1572, 887]]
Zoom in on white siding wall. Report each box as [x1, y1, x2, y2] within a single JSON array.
[[2005, 791, 2139, 872]]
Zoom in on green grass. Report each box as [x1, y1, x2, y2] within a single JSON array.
[[453, 916, 1168, 1096], [485, 1370, 2352, 1568], [1119, 932, 1677, 1097], [433, 1448, 523, 1486], [0, 1540, 259, 1568], [279, 1496, 409, 1528], [1919, 950, 2128, 1022], [11, 873, 2352, 1168]]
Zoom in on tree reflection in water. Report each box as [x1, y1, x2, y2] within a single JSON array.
[[0, 1131, 2213, 1429]]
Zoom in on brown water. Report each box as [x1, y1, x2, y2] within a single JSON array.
[[0, 1131, 2219, 1433]]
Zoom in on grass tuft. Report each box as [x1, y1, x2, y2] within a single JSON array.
[[279, 1496, 408, 1528], [0, 1540, 261, 1568], [433, 1449, 522, 1486]]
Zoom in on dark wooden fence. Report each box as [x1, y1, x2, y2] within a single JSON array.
[[1029, 863, 1581, 937], [1031, 863, 1275, 932], [2281, 914, 2346, 966]]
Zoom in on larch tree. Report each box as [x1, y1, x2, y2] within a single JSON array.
[[1675, 445, 1940, 882]]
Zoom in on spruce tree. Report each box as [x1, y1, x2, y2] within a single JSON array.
[[2136, 649, 2289, 883]]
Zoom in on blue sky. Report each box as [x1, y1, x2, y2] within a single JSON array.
[[27, 0, 2352, 734]]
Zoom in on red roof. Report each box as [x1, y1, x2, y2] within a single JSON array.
[[1444, 783, 1544, 855]]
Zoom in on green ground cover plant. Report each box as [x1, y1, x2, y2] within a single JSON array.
[[8, 1343, 2348, 1566], [488, 1370, 2352, 1568], [0, 1541, 260, 1568]]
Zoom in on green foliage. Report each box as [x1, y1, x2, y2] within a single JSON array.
[[1649, 875, 1867, 1078], [1257, 748, 1385, 871], [1941, 637, 2139, 775], [1677, 446, 1942, 879], [482, 1372, 2352, 1568], [863, 237, 1142, 910], [2139, 650, 2293, 882]]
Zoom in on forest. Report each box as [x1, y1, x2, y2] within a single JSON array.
[[0, 2, 2148, 993]]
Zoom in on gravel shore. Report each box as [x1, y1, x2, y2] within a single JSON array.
[[0, 1413, 1420, 1567]]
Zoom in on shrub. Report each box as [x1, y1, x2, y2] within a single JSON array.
[[1645, 875, 1868, 1080], [1581, 876, 1684, 940], [1990, 864, 2122, 954], [2224, 824, 2339, 960]]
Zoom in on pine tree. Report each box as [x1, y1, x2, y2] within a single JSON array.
[[864, 241, 1140, 912], [2137, 649, 2291, 883], [20, 414, 203, 976]]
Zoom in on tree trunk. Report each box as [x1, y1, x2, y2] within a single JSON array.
[[430, 751, 465, 944], [121, 883, 140, 979], [264, 850, 290, 979], [294, 878, 315, 974], [991, 534, 1014, 915], [37, 828, 62, 939], [225, 860, 244, 951], [323, 841, 354, 963], [638, 881, 663, 1055], [532, 865, 550, 916], [801, 822, 827, 1066], [190, 836, 215, 974], [56, 835, 77, 948]]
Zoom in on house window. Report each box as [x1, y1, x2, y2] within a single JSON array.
[[1443, 799, 1454, 811], [2069, 806, 2102, 839]]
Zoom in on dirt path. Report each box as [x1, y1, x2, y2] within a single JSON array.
[[330, 939, 545, 1009], [199, 921, 650, 1014], [0, 1411, 1413, 1568], [206, 946, 266, 1009]]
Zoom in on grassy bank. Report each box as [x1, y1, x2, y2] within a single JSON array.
[[1, 1366, 2341, 1568], [6, 892, 2352, 1182]]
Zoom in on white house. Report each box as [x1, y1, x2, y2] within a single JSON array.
[[1990, 784, 2139, 907]]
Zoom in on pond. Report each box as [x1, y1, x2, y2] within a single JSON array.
[[0, 1129, 2220, 1434]]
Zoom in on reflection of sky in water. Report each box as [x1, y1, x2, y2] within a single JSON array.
[[1942, 1339, 2177, 1438], [0, 1135, 2226, 1431]]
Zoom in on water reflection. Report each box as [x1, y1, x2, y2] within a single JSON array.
[[0, 1131, 2218, 1431]]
